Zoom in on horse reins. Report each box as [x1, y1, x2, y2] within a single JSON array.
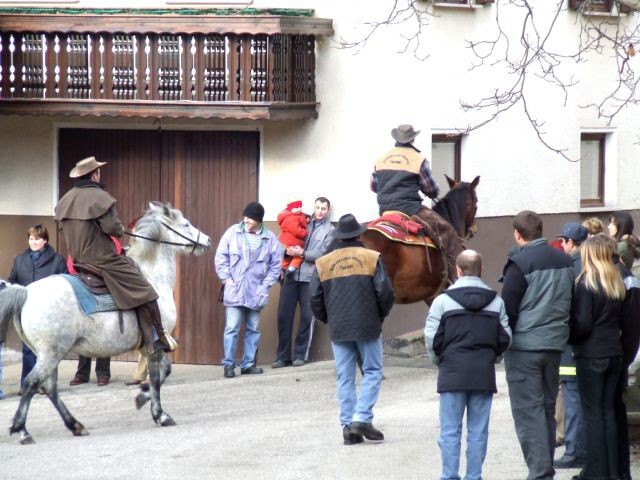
[[125, 219, 204, 254]]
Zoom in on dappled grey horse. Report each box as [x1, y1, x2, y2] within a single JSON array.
[[0, 202, 211, 444]]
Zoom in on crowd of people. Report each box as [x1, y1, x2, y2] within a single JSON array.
[[1, 126, 640, 480]]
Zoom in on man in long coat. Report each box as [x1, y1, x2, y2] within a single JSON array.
[[54, 156, 176, 352]]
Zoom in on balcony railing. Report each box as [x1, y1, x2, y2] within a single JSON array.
[[0, 10, 334, 119]]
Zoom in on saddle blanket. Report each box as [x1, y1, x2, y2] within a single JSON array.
[[368, 213, 436, 248], [61, 274, 118, 315]]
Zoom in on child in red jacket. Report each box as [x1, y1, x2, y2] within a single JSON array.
[[277, 200, 308, 279]]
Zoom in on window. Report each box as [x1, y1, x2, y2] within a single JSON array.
[[433, 0, 494, 5], [568, 0, 633, 14], [431, 134, 461, 196], [580, 133, 606, 207]]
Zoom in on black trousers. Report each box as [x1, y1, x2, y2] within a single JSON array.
[[275, 279, 313, 363], [75, 356, 111, 380], [576, 356, 622, 480], [614, 369, 631, 480]]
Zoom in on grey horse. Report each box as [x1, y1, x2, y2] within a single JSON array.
[[0, 202, 211, 444]]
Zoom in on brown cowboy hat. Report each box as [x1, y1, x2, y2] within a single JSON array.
[[391, 124, 420, 144], [69, 156, 107, 178], [332, 213, 367, 240]]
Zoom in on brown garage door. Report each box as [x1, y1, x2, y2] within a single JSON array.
[[58, 128, 259, 364]]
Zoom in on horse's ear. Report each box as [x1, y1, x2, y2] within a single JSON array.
[[445, 175, 456, 189], [471, 176, 480, 188]]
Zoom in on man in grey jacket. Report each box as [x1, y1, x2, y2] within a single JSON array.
[[501, 211, 574, 480], [272, 197, 334, 368]]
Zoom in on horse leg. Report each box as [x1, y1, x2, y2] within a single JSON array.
[[135, 351, 171, 411], [135, 323, 175, 426], [40, 367, 89, 437]]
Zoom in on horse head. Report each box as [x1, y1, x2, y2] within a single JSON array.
[[129, 202, 211, 256], [434, 175, 480, 240]]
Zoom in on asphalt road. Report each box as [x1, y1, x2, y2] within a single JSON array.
[[0, 355, 638, 480]]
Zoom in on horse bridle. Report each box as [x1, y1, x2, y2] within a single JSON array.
[[125, 219, 205, 254]]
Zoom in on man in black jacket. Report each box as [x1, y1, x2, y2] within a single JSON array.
[[310, 214, 395, 445]]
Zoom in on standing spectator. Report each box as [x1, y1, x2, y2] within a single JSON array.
[[214, 201, 282, 379], [501, 210, 574, 480], [570, 234, 625, 480], [608, 211, 634, 241], [615, 247, 640, 480], [582, 217, 605, 237], [8, 225, 68, 388], [272, 196, 334, 369], [554, 223, 589, 469], [310, 213, 395, 445], [67, 237, 122, 387], [425, 250, 511, 480], [277, 200, 308, 279]]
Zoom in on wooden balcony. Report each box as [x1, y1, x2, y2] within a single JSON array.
[[0, 9, 334, 120]]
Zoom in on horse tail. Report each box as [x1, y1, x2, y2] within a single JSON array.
[[0, 284, 28, 344]]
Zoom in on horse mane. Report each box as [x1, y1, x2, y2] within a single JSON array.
[[433, 184, 469, 236], [128, 202, 180, 259]]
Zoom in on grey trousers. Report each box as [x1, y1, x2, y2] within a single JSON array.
[[504, 350, 561, 480]]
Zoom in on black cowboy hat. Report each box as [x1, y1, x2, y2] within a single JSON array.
[[332, 213, 367, 240], [391, 124, 420, 144]]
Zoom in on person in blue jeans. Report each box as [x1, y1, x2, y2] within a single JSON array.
[[425, 250, 512, 480], [310, 214, 395, 445], [214, 202, 282, 379], [0, 279, 7, 399]]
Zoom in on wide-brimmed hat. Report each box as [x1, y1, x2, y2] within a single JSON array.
[[391, 124, 420, 144], [69, 156, 106, 178], [332, 213, 367, 240]]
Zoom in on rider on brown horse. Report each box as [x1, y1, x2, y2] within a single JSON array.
[[54, 156, 177, 353], [370, 124, 464, 284]]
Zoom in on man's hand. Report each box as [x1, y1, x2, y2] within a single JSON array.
[[225, 279, 235, 286], [287, 246, 304, 257]]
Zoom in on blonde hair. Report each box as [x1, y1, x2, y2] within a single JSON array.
[[578, 234, 625, 300], [582, 217, 605, 236]]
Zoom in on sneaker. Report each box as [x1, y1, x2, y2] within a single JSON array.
[[292, 359, 306, 367], [343, 426, 364, 445], [224, 365, 235, 378], [350, 421, 384, 441], [271, 360, 289, 369], [554, 455, 586, 469], [241, 366, 264, 375]]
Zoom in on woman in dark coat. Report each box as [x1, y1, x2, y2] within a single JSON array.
[[570, 234, 625, 480], [8, 224, 67, 385]]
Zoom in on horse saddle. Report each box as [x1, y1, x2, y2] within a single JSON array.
[[367, 212, 436, 248], [73, 263, 109, 295]]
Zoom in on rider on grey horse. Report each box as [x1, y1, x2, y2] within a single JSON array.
[[54, 156, 177, 353]]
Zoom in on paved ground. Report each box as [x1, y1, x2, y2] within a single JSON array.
[[0, 355, 638, 480]]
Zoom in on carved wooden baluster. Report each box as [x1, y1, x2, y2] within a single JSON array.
[[250, 34, 267, 102], [0, 34, 3, 98], [189, 36, 196, 100], [304, 35, 315, 102], [144, 35, 151, 99], [53, 34, 60, 95], [9, 34, 16, 96]]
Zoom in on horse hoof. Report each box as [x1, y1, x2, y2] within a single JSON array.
[[135, 393, 150, 410], [73, 423, 89, 436], [19, 433, 35, 445], [159, 415, 176, 427]]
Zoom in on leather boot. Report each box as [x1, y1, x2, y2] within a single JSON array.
[[137, 301, 178, 352]]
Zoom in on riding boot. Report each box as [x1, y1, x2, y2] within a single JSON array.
[[136, 301, 178, 353]]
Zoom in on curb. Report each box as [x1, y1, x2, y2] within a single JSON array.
[[383, 329, 426, 358]]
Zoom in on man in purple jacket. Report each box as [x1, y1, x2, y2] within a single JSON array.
[[214, 202, 283, 379]]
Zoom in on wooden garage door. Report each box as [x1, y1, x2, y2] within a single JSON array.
[[58, 128, 259, 364]]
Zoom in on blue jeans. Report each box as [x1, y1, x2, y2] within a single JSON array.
[[562, 380, 586, 458], [223, 306, 261, 369], [21, 342, 36, 386], [439, 391, 493, 480], [331, 337, 383, 426]]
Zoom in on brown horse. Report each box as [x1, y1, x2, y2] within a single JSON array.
[[361, 175, 480, 305]]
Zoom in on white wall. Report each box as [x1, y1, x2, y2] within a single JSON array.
[[1, 0, 639, 221]]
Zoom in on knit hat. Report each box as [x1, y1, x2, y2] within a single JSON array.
[[287, 200, 302, 210], [243, 202, 265, 223]]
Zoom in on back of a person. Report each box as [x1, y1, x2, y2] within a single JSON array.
[[374, 146, 423, 215], [509, 238, 573, 350]]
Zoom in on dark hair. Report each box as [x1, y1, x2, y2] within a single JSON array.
[[27, 224, 49, 242], [315, 196, 331, 208], [456, 250, 482, 277], [610, 211, 634, 241], [513, 210, 543, 241]]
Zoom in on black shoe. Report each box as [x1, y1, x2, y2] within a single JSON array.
[[271, 360, 289, 369], [241, 366, 264, 375], [554, 455, 586, 469], [350, 421, 384, 441], [224, 365, 235, 378], [343, 426, 364, 445]]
